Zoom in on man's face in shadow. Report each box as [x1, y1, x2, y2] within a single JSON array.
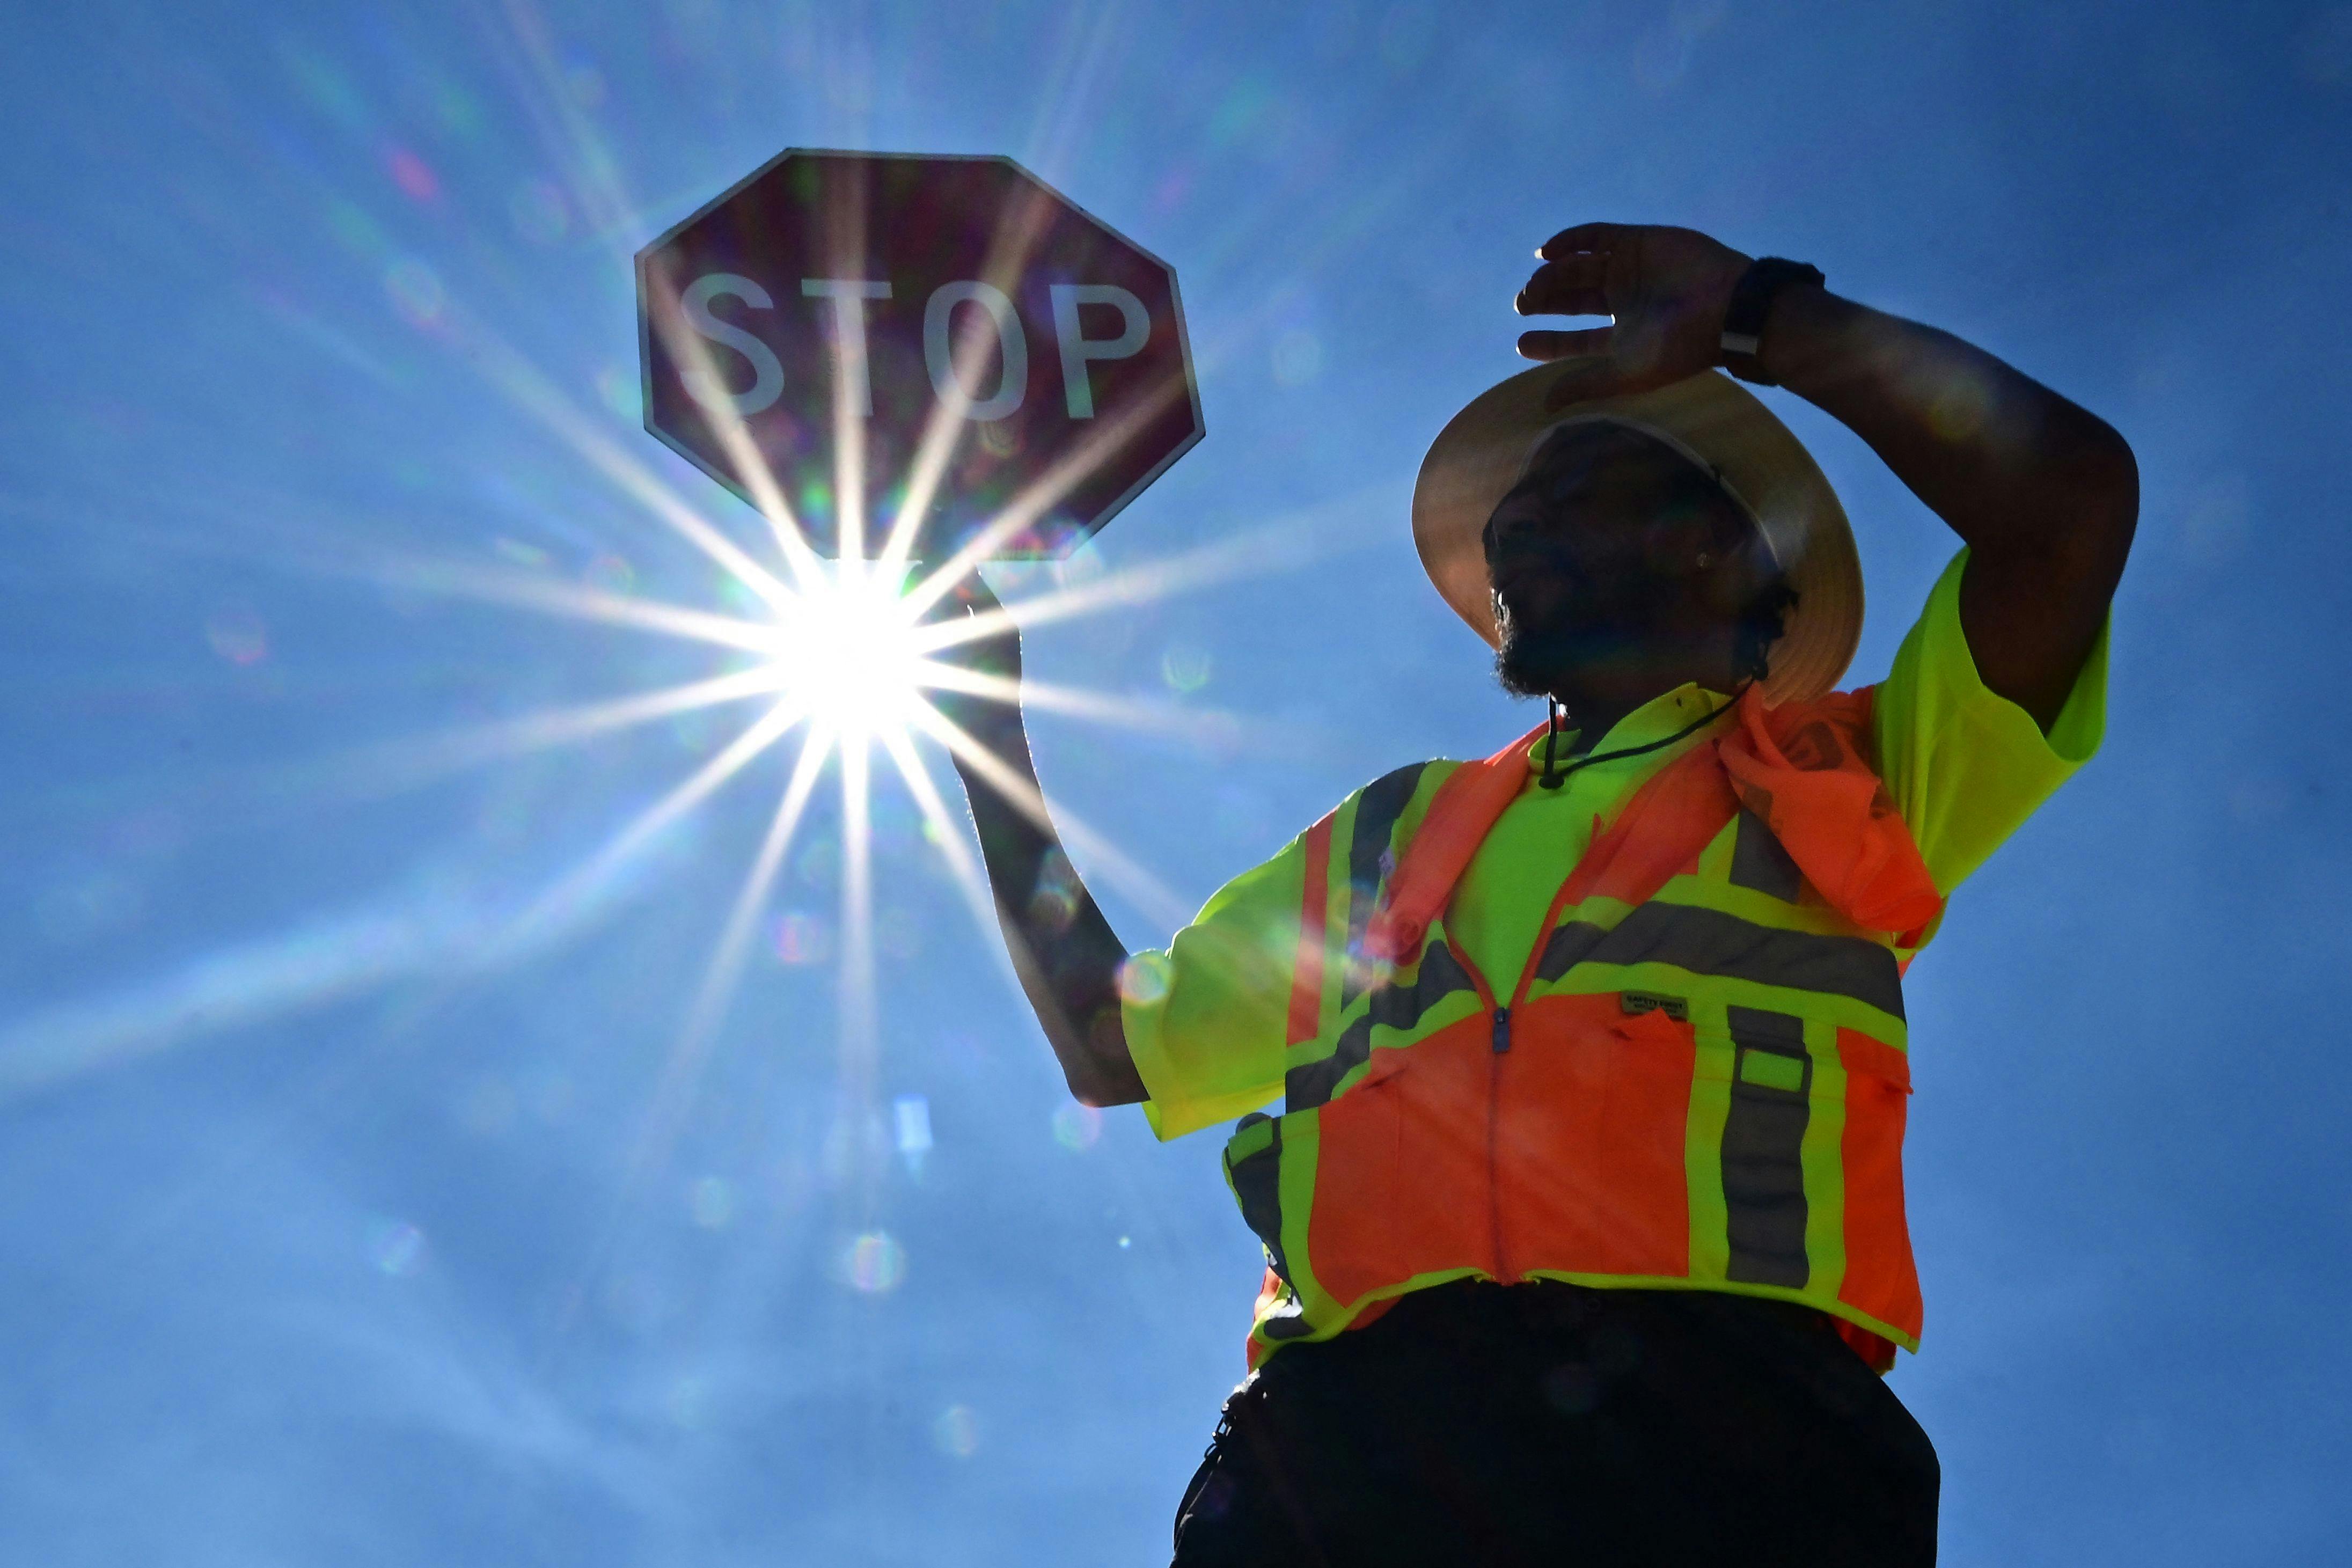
[[1483, 422, 1775, 705]]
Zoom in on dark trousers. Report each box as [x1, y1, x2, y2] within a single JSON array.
[[1171, 1281, 1938, 1567]]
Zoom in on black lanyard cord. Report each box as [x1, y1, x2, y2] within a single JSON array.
[[1537, 684, 1750, 792]]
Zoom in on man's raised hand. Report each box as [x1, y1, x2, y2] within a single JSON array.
[[919, 570, 1025, 748], [1514, 222, 1754, 407]]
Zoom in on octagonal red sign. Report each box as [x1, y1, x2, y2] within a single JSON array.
[[637, 149, 1203, 561]]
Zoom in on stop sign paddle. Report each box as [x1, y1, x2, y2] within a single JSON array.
[[636, 149, 1203, 563]]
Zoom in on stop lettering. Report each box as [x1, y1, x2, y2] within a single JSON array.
[[636, 150, 1203, 561]]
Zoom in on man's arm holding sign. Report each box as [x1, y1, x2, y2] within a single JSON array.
[[934, 581, 1146, 1109]]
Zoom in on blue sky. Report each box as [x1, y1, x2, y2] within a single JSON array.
[[3, 1, 2349, 1563]]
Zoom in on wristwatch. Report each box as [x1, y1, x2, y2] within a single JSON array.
[[1719, 258, 1825, 386]]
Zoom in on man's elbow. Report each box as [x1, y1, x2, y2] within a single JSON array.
[[1063, 1066, 1146, 1109], [1057, 1005, 1146, 1108], [2062, 412, 2141, 540], [2034, 410, 2139, 585], [1066, 1080, 1138, 1110]]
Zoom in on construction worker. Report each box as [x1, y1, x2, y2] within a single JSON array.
[[939, 223, 2135, 1565]]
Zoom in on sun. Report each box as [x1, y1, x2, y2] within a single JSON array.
[[758, 564, 932, 744]]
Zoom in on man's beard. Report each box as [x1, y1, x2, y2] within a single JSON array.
[[1495, 618, 1578, 698], [1492, 590, 1665, 700]]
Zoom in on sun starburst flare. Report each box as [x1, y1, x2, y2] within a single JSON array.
[[0, 36, 1362, 1335]]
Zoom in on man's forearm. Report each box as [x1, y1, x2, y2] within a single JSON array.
[[1757, 285, 2137, 724], [1759, 287, 2134, 561], [952, 717, 1146, 1108]]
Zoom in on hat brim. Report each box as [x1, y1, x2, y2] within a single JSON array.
[[1411, 366, 1863, 705]]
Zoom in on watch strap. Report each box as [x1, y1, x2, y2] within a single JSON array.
[[1720, 258, 1825, 385]]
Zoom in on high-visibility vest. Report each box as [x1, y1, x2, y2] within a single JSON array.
[[1220, 685, 1947, 1373]]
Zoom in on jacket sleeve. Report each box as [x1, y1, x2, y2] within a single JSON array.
[[1121, 827, 1316, 1141], [1872, 546, 2110, 899]]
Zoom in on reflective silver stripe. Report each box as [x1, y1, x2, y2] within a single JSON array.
[[1721, 1006, 1811, 1289], [1223, 1112, 1292, 1286], [1259, 1291, 1317, 1339], [1342, 763, 1427, 1007], [1729, 808, 1803, 902], [1286, 940, 1477, 1111], [1535, 902, 1903, 1020]]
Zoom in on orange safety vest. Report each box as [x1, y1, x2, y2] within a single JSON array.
[[1221, 686, 1946, 1373]]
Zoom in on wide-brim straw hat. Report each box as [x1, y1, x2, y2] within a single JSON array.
[[1411, 365, 1862, 704]]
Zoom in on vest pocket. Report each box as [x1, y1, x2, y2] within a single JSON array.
[[1832, 1028, 1922, 1340], [1498, 993, 1696, 1281], [1307, 1017, 1498, 1305]]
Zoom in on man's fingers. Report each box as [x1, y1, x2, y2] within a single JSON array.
[[949, 565, 1002, 609], [1524, 251, 1611, 291], [1514, 261, 1611, 318], [1540, 362, 1629, 408], [1537, 221, 1627, 260], [1516, 327, 1613, 362]]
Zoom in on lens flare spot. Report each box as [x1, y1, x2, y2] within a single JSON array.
[[894, 1093, 934, 1177], [491, 535, 553, 570], [1118, 952, 1171, 1007], [717, 575, 765, 616], [842, 1230, 907, 1293], [584, 552, 636, 595], [368, 1219, 426, 1277], [1929, 375, 1991, 442], [1028, 883, 1078, 932], [385, 146, 441, 202], [385, 258, 444, 325], [772, 909, 834, 965], [690, 1176, 734, 1229], [933, 1403, 979, 1457], [1028, 846, 1080, 930], [594, 364, 641, 422], [205, 606, 270, 666], [1052, 1101, 1103, 1152], [1161, 643, 1213, 693]]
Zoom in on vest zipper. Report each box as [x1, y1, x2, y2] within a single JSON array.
[[1447, 948, 1513, 1286], [1488, 1025, 1508, 1283], [1408, 717, 1737, 1300]]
